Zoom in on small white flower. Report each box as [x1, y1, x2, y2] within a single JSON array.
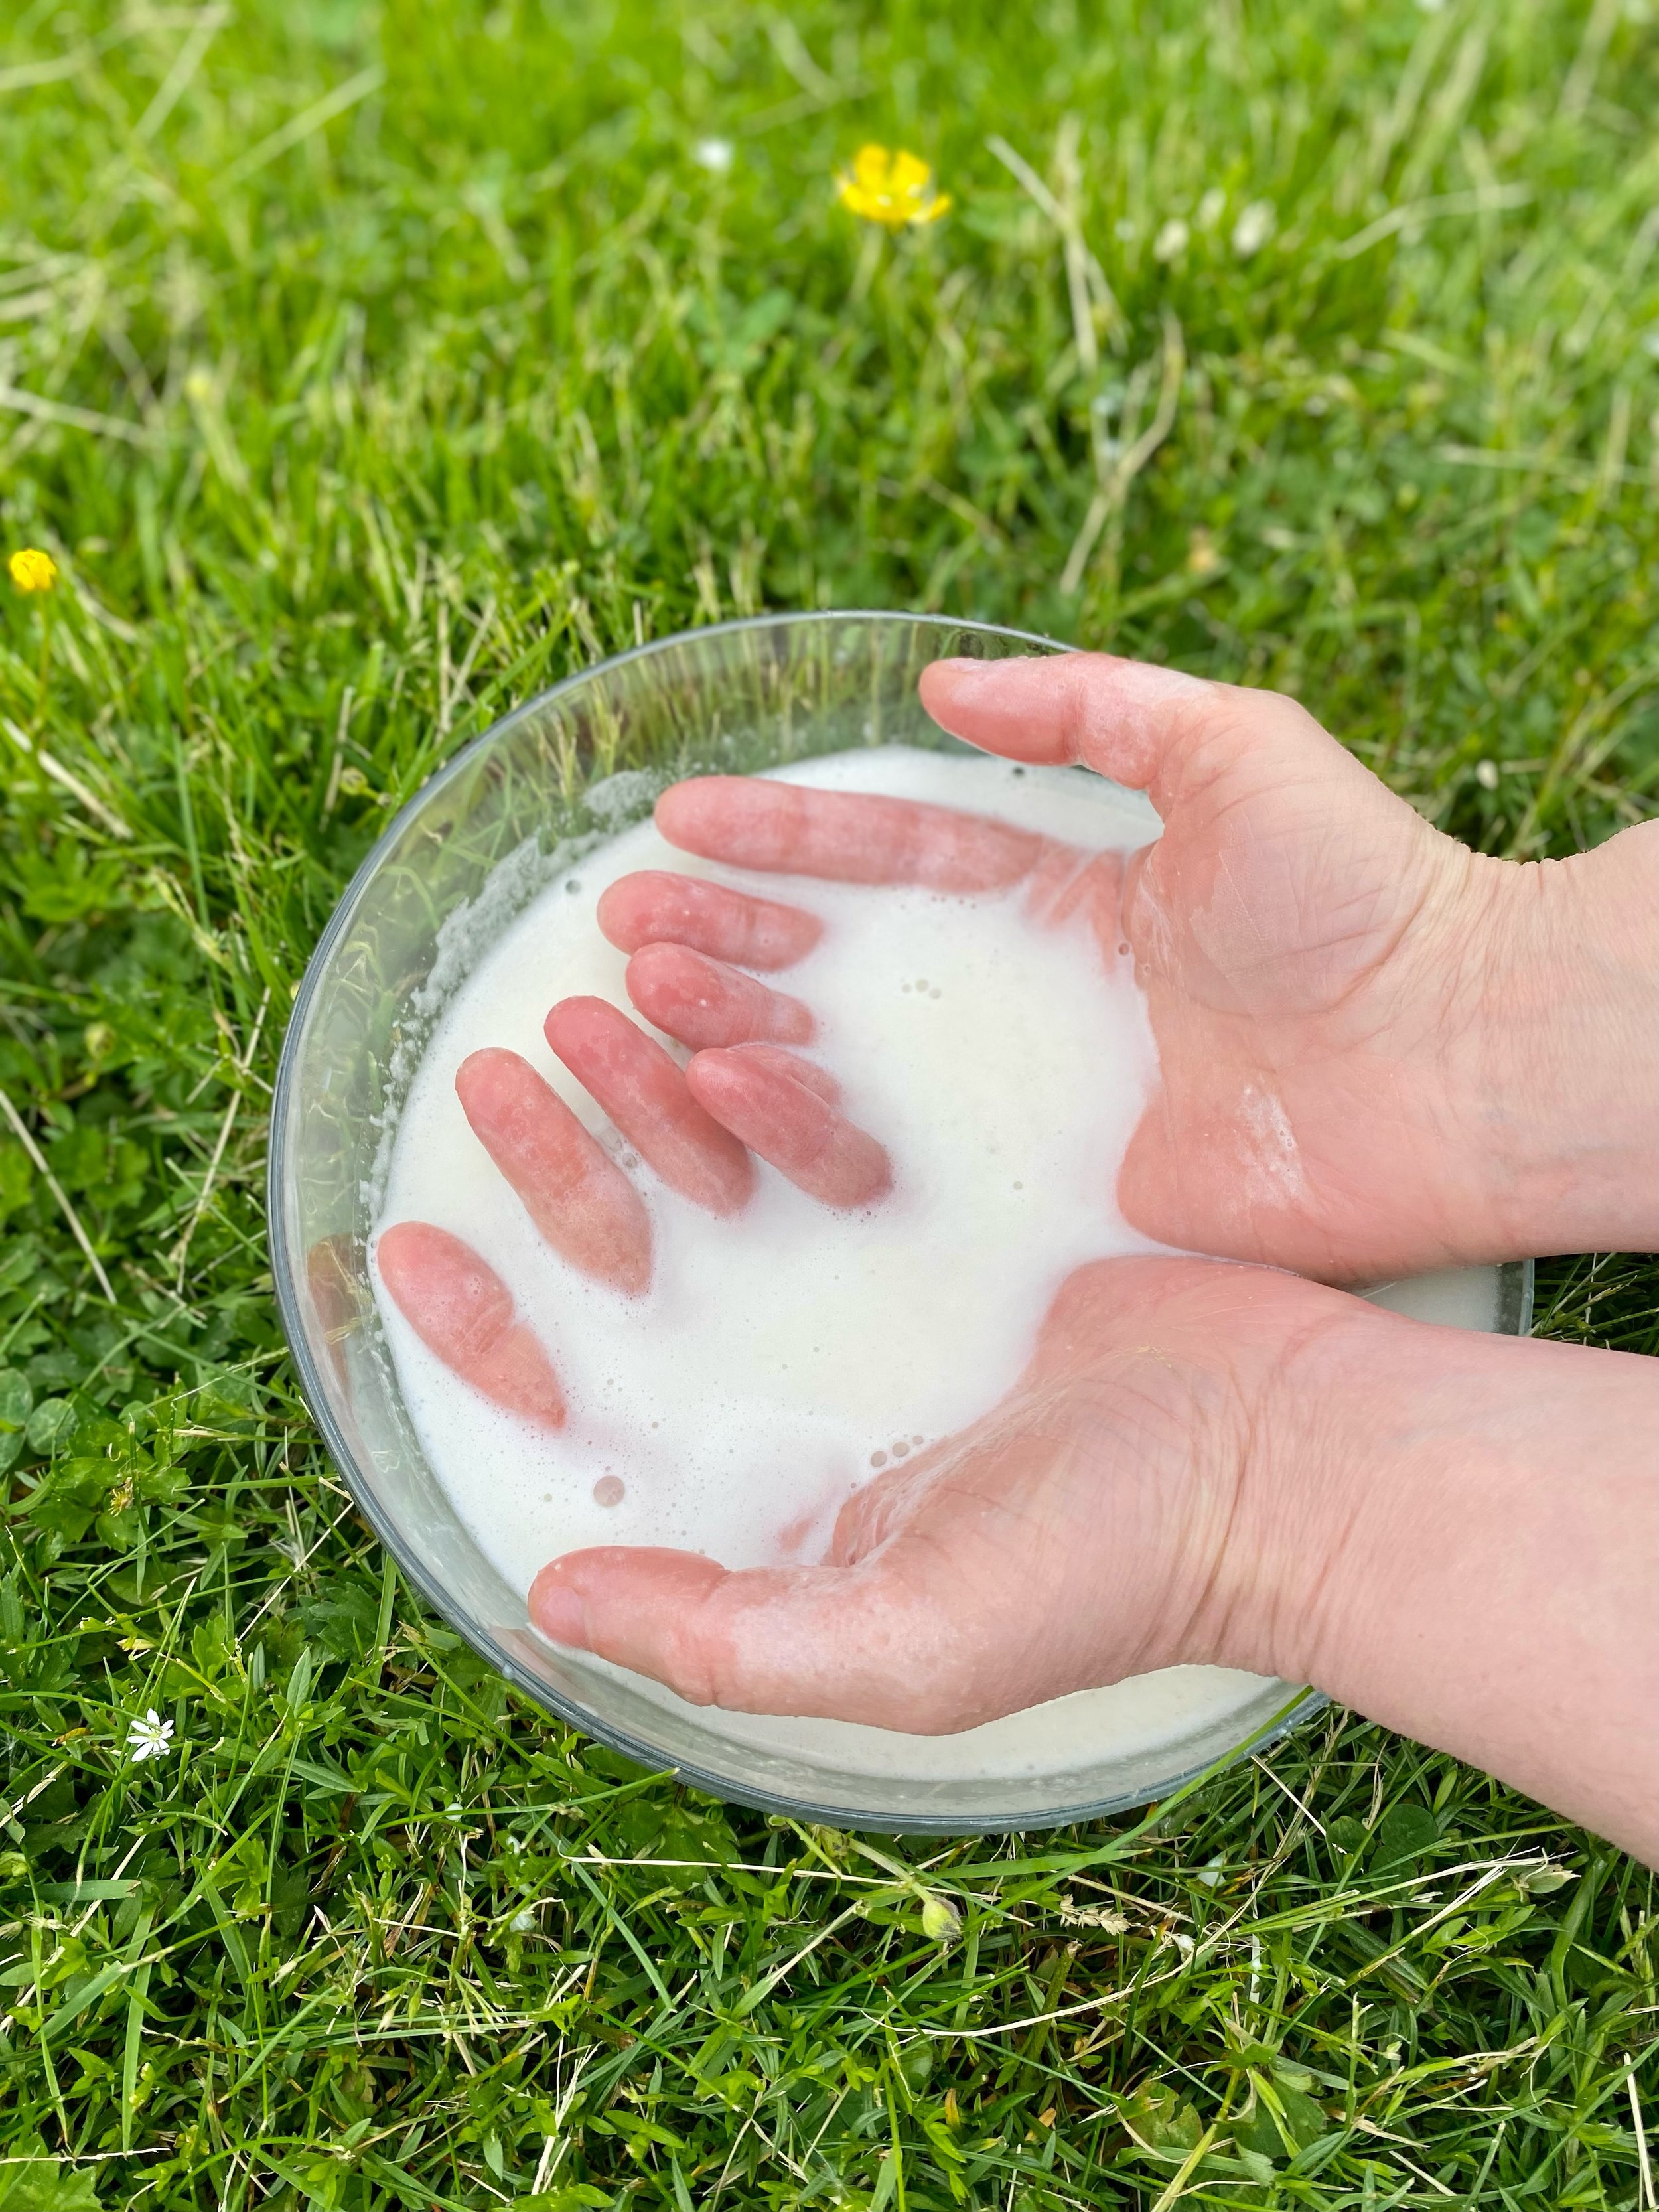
[[126, 1710, 175, 1763], [1153, 218, 1190, 263], [693, 137, 735, 175], [1232, 200, 1276, 259], [1196, 187, 1227, 232]]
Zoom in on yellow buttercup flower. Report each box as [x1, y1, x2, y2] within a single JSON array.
[[9, 547, 58, 593], [835, 144, 951, 228]]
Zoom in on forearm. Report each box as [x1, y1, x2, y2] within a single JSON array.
[[1239, 1309, 1659, 1861], [1452, 820, 1659, 1259]]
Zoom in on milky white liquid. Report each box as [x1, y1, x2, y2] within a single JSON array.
[[376, 745, 1508, 1784]]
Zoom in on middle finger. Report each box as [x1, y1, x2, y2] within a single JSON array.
[[626, 943, 815, 1051], [597, 871, 822, 969], [544, 996, 754, 1216]]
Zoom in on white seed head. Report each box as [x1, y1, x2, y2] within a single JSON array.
[[1232, 201, 1275, 259]]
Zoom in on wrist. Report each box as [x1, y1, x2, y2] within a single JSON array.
[[1437, 822, 1659, 1260], [1199, 1286, 1397, 1684], [1226, 1301, 1659, 1858]]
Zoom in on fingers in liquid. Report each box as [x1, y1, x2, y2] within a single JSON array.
[[597, 871, 822, 968], [544, 997, 753, 1216], [686, 1047, 890, 1207], [626, 942, 815, 1051], [656, 777, 1045, 892], [455, 1047, 652, 1294], [377, 1221, 566, 1428]]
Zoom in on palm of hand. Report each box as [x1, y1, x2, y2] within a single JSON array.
[[531, 1254, 1344, 1732], [634, 721, 1480, 1286], [1108, 689, 1479, 1280]]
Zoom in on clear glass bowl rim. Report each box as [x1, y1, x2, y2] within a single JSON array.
[[268, 609, 1534, 1834]]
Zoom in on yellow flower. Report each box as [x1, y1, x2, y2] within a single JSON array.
[[835, 144, 951, 228], [9, 547, 58, 593]]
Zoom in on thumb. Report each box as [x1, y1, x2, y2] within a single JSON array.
[[528, 1543, 989, 1734], [918, 651, 1346, 817]]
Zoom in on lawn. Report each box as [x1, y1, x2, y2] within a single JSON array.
[[1, 0, 1656, 2204]]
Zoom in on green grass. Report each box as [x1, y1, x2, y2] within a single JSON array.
[[1, 0, 1655, 2203]]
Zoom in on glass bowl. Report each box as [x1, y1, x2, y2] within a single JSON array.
[[269, 611, 1532, 1833]]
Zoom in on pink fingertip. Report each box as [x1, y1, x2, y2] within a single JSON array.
[[653, 778, 747, 853], [376, 1221, 567, 1429], [528, 1567, 591, 1647], [686, 1049, 891, 1209], [655, 774, 1041, 891], [626, 942, 815, 1049], [917, 656, 1070, 761], [543, 995, 754, 1216], [918, 652, 1213, 794], [454, 1047, 652, 1295], [596, 871, 822, 968]]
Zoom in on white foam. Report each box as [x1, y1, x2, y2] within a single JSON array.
[[374, 745, 1504, 1783]]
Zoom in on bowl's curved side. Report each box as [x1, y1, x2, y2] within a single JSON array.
[[267, 611, 1532, 1836]]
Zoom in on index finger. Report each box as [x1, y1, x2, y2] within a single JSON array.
[[376, 1222, 566, 1430], [655, 778, 1046, 892]]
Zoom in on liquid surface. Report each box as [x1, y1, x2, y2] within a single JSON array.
[[376, 745, 1504, 1782]]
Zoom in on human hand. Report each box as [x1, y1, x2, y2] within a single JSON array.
[[636, 662, 1657, 1280], [530, 1249, 1659, 1861], [916, 654, 1659, 1278], [527, 1252, 1337, 1728], [374, 875, 893, 1424]]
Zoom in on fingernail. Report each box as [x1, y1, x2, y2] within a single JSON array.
[[531, 1576, 591, 1649]]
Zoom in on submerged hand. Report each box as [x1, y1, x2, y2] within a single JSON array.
[[530, 1250, 1659, 1861], [529, 1254, 1325, 1727], [374, 870, 891, 1426]]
